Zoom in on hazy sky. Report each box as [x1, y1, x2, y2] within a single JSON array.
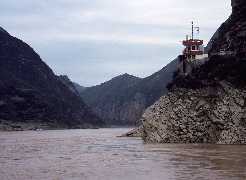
[[1, 0, 231, 86]]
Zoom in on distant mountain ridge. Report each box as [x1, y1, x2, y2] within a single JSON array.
[[81, 73, 142, 125], [0, 27, 104, 130], [81, 58, 179, 125]]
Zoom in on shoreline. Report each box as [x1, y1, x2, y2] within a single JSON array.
[[0, 120, 135, 132]]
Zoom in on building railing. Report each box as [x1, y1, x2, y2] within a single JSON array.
[[183, 50, 204, 55]]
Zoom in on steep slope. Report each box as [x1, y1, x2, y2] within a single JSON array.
[[141, 0, 246, 144], [0, 27, 104, 130], [81, 58, 178, 125], [209, 0, 246, 56]]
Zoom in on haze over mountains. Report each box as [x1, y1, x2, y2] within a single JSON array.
[[1, 0, 231, 87], [0, 0, 235, 129], [0, 23, 181, 128]]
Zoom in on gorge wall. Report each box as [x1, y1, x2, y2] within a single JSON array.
[[0, 27, 104, 130], [209, 0, 246, 55]]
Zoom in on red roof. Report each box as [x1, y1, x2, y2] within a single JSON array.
[[183, 39, 203, 46]]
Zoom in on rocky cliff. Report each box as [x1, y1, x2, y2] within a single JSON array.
[[141, 0, 246, 144], [81, 58, 178, 125], [209, 0, 246, 56], [142, 56, 246, 144], [0, 27, 104, 130]]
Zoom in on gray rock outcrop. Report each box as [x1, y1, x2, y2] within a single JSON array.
[[120, 126, 143, 137], [142, 83, 246, 144], [209, 0, 246, 56]]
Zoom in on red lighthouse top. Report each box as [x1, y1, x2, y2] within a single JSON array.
[[183, 39, 203, 46]]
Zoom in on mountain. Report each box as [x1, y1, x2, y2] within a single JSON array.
[[81, 58, 179, 125], [0, 27, 104, 130], [141, 0, 246, 144], [81, 73, 142, 125]]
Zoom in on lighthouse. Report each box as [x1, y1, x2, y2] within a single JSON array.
[[178, 22, 208, 75], [182, 22, 207, 61]]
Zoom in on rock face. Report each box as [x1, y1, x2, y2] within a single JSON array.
[[81, 58, 178, 125], [142, 86, 246, 144], [209, 0, 246, 56], [120, 126, 143, 137], [142, 56, 246, 144], [232, 0, 245, 14], [0, 27, 104, 129]]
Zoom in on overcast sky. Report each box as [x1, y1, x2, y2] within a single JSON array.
[[1, 0, 231, 86]]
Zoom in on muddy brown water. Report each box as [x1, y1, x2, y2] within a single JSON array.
[[0, 128, 246, 180]]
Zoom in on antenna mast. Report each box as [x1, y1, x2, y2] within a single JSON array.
[[191, 21, 194, 40]]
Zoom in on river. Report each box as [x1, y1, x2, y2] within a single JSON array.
[[0, 128, 246, 180]]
